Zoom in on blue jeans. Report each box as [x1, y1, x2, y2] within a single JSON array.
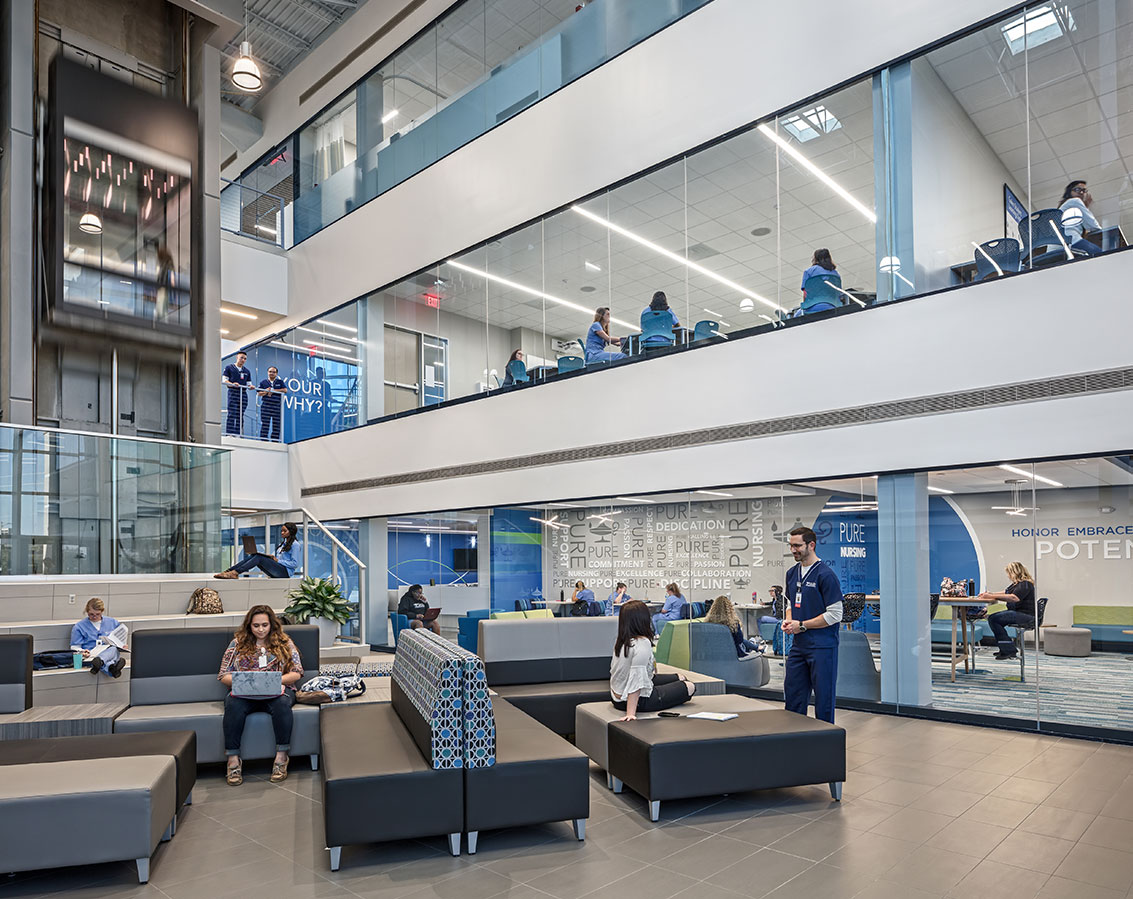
[[988, 610, 1034, 656], [223, 692, 293, 755], [227, 553, 290, 578]]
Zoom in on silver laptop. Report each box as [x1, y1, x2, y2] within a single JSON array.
[[230, 670, 282, 698]]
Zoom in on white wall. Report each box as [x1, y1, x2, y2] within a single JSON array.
[[910, 58, 1024, 292], [221, 235, 288, 315], [233, 0, 1020, 347], [227, 439, 292, 510], [288, 249, 1133, 519]]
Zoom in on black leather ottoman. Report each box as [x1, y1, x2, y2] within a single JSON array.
[[491, 681, 612, 736], [606, 710, 846, 821], [463, 698, 588, 853], [0, 729, 197, 809]]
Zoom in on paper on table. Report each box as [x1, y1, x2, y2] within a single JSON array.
[[686, 712, 738, 721]]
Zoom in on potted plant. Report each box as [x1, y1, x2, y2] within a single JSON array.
[[284, 576, 353, 647]]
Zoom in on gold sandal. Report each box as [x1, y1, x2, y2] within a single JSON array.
[[270, 758, 289, 783], [226, 762, 243, 786]]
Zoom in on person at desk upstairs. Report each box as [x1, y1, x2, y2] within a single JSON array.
[[258, 365, 287, 442], [502, 349, 524, 387], [705, 594, 762, 657], [782, 526, 843, 724], [218, 605, 303, 786], [399, 584, 440, 634], [980, 561, 1036, 660], [800, 248, 838, 306], [610, 601, 695, 720], [216, 521, 302, 579], [604, 582, 632, 616], [70, 597, 126, 678], [585, 307, 626, 363], [641, 291, 679, 345], [222, 351, 252, 436], [1058, 180, 1102, 257], [651, 583, 687, 633], [571, 581, 598, 616]]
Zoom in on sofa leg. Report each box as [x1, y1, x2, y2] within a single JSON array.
[[611, 776, 623, 794], [310, 753, 320, 771], [447, 832, 461, 857], [328, 846, 341, 871], [649, 801, 660, 822], [606, 772, 612, 790], [467, 831, 478, 855], [183, 790, 192, 806], [829, 782, 843, 801], [573, 819, 586, 841], [136, 858, 149, 883], [162, 818, 174, 842]]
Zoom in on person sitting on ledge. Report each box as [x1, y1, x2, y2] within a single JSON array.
[[979, 561, 1036, 660], [216, 521, 302, 579], [610, 600, 695, 721], [70, 597, 126, 678], [399, 584, 440, 634]]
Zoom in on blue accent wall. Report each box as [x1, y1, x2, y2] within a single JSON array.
[[388, 532, 476, 588], [490, 508, 543, 612], [928, 496, 980, 589]]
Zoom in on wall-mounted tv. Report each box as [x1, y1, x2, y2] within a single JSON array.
[[453, 548, 478, 571]]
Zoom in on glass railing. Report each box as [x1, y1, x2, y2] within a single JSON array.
[[0, 424, 230, 575], [220, 179, 285, 247], [226, 0, 1132, 445], [228, 0, 712, 246]]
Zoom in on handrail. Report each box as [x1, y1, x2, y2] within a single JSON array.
[[0, 421, 228, 451], [220, 177, 285, 201]]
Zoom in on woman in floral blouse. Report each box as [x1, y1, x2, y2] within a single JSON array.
[[218, 605, 303, 785]]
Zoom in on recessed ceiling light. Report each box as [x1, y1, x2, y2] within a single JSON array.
[[779, 105, 841, 143], [220, 328, 230, 335], [696, 490, 734, 497], [1001, 5, 1074, 55], [580, 285, 596, 293], [381, 109, 400, 124], [758, 124, 876, 223], [316, 318, 358, 333], [750, 227, 772, 237], [999, 464, 1063, 488], [584, 261, 602, 272], [927, 486, 954, 494], [221, 307, 257, 320]]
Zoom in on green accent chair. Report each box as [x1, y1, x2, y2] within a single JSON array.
[[1073, 605, 1133, 650], [654, 621, 692, 670]]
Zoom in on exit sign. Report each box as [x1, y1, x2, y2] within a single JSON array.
[[426, 296, 440, 308]]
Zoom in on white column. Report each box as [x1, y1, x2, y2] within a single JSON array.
[[362, 518, 389, 646]]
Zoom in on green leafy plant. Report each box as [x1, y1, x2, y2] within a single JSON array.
[[284, 576, 353, 625]]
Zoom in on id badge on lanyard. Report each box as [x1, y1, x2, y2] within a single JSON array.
[[794, 565, 803, 609]]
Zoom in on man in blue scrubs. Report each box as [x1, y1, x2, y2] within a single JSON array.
[[257, 366, 287, 442], [222, 352, 252, 436], [782, 526, 843, 723]]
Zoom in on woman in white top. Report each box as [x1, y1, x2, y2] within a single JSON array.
[[1058, 180, 1102, 257], [610, 600, 695, 721]]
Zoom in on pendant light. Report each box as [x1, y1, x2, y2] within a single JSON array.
[[78, 211, 103, 234], [232, 3, 262, 92]]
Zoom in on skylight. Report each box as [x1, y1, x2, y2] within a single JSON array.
[[1001, 5, 1076, 55], [779, 106, 841, 143]]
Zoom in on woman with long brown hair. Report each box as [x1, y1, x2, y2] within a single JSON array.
[[218, 605, 304, 785], [610, 600, 695, 721], [979, 561, 1036, 660], [704, 594, 762, 657]]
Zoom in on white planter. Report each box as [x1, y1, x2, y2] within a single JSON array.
[[310, 616, 340, 648]]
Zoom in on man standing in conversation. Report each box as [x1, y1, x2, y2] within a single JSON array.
[[782, 526, 843, 723]]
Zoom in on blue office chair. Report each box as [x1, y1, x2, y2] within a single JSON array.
[[506, 359, 530, 384], [557, 355, 584, 373], [693, 320, 721, 341], [800, 272, 844, 314], [1019, 209, 1074, 268], [973, 238, 1021, 280], [640, 310, 675, 346], [515, 598, 533, 612]]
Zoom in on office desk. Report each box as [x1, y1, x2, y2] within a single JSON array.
[[938, 599, 988, 682], [951, 226, 1128, 284]]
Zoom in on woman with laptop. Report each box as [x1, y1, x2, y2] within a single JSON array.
[[218, 605, 304, 785], [398, 584, 441, 634], [214, 521, 302, 579]]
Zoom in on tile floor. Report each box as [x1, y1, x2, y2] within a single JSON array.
[[5, 710, 1133, 899]]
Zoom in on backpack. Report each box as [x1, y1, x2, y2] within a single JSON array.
[[187, 586, 224, 614], [570, 599, 590, 617], [296, 674, 366, 704]]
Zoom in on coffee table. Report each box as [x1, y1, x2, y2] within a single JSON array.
[[0, 701, 128, 741]]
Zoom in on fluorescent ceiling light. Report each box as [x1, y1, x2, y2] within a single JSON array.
[[221, 307, 258, 320], [584, 261, 602, 272], [316, 319, 358, 333], [269, 340, 358, 364], [696, 490, 734, 497], [447, 258, 635, 330], [1001, 5, 1074, 55], [827, 500, 878, 506], [615, 496, 656, 504], [381, 109, 399, 124], [927, 486, 954, 494], [572, 205, 784, 313], [702, 309, 732, 326], [545, 502, 582, 508], [256, 223, 278, 237], [297, 326, 359, 344], [758, 124, 877, 224], [998, 464, 1063, 488], [780, 105, 841, 143], [220, 328, 230, 335]]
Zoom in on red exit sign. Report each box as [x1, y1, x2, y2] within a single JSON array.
[[423, 293, 441, 308]]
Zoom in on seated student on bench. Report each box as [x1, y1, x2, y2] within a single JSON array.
[[399, 584, 440, 634], [610, 601, 695, 721], [70, 597, 126, 678]]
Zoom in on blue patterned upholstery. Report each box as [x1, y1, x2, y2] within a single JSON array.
[[392, 630, 466, 769], [420, 632, 497, 769]]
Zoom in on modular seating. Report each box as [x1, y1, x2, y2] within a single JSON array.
[[114, 625, 321, 765], [320, 629, 587, 868], [1072, 605, 1133, 651], [478, 616, 619, 735], [654, 621, 770, 688], [0, 633, 33, 714], [836, 631, 881, 701], [606, 709, 846, 821], [489, 609, 553, 620]]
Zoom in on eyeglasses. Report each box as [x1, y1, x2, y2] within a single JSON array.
[[787, 542, 806, 550], [1072, 186, 1087, 194]]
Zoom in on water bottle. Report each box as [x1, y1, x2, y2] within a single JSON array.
[[72, 652, 83, 669], [967, 579, 975, 597]]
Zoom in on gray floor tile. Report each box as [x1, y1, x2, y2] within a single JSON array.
[[1080, 816, 1133, 853], [717, 812, 813, 848], [945, 858, 1049, 899], [1034, 874, 1125, 899], [704, 847, 814, 898], [524, 852, 646, 899], [857, 778, 936, 807], [880, 844, 980, 894], [986, 829, 1075, 875], [616, 824, 715, 866], [816, 797, 903, 832], [1052, 843, 1133, 893], [909, 787, 985, 817], [764, 818, 865, 862], [760, 861, 876, 898], [1017, 805, 1097, 841], [822, 831, 918, 877], [852, 880, 942, 899], [991, 777, 1057, 804], [1044, 783, 1112, 815], [651, 833, 756, 880], [960, 795, 1037, 829], [869, 806, 953, 844], [400, 867, 518, 899], [577, 863, 699, 899]]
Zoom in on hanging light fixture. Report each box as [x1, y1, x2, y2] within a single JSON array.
[[232, 3, 262, 92], [78, 211, 103, 234]]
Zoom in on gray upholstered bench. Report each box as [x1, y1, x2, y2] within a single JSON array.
[[575, 694, 781, 789], [0, 755, 177, 882], [606, 709, 846, 821]]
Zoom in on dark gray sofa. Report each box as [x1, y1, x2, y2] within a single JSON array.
[[0, 633, 33, 713], [114, 625, 320, 765]]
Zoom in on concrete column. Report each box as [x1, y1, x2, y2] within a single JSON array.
[[0, 0, 36, 424], [362, 517, 389, 647], [877, 472, 932, 706], [361, 292, 385, 422], [476, 512, 490, 597], [189, 32, 221, 443]]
